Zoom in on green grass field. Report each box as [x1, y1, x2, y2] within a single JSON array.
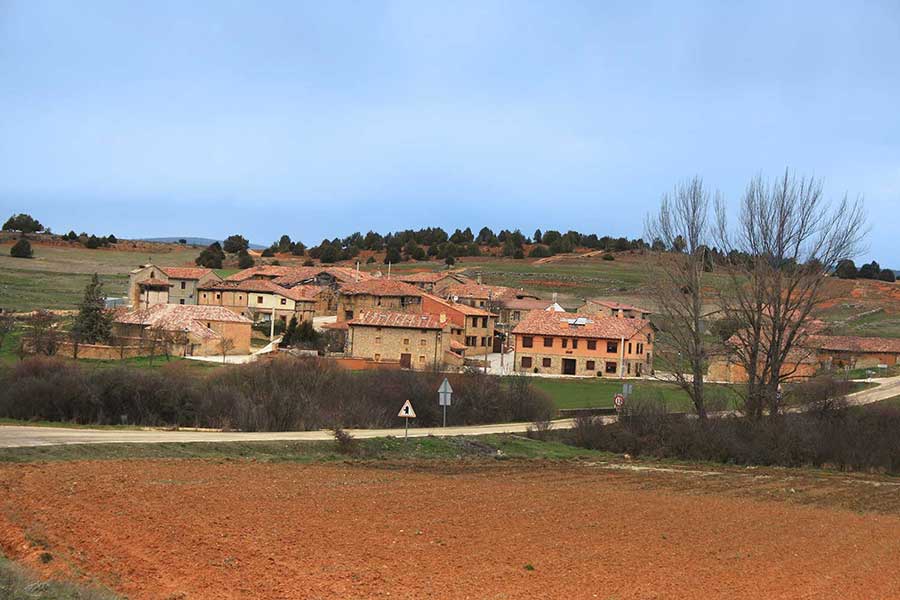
[[0, 242, 199, 312]]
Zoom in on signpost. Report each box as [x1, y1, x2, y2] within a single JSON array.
[[438, 377, 453, 427], [398, 399, 416, 440]]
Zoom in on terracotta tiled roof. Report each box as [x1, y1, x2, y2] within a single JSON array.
[[449, 339, 467, 351], [806, 335, 900, 355], [421, 293, 494, 316], [502, 297, 553, 311], [115, 304, 251, 340], [339, 279, 423, 297], [138, 278, 170, 287], [397, 271, 469, 284], [443, 283, 516, 302], [278, 284, 322, 302], [225, 266, 296, 281], [160, 267, 218, 281], [584, 299, 651, 314], [272, 266, 372, 286], [349, 310, 445, 330], [512, 310, 651, 340]]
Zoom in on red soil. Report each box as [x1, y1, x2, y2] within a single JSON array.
[[1, 460, 899, 600]]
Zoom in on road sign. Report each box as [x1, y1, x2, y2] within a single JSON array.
[[438, 377, 453, 427], [398, 399, 416, 441], [614, 393, 625, 409], [438, 378, 453, 406], [622, 383, 633, 398], [398, 400, 416, 418]]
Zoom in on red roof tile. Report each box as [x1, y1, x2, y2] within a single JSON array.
[[115, 304, 251, 340], [349, 310, 445, 330], [443, 283, 516, 302], [339, 279, 423, 297], [225, 266, 296, 281], [512, 310, 651, 340], [584, 299, 651, 314], [421, 293, 494, 316], [806, 335, 900, 355], [160, 267, 218, 281]]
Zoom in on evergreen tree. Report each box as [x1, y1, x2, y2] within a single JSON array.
[[238, 248, 255, 268], [195, 242, 224, 268], [71, 273, 113, 344], [10, 237, 33, 258]]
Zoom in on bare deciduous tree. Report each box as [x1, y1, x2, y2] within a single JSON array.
[[645, 176, 717, 419], [218, 337, 235, 364], [714, 170, 866, 418]]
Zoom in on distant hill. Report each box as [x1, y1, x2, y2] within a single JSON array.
[[138, 237, 265, 249]]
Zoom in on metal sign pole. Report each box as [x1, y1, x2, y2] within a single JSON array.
[[443, 404, 447, 428], [405, 417, 409, 441]]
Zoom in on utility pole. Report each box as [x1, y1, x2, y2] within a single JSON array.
[[270, 306, 276, 341]]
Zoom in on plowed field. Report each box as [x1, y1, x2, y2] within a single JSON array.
[[2, 460, 899, 599]]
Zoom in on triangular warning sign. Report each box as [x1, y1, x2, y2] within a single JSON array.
[[398, 399, 416, 418]]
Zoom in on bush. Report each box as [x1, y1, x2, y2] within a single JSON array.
[[601, 253, 615, 261], [0, 357, 555, 432], [332, 427, 357, 455], [237, 249, 254, 269], [10, 238, 32, 258], [879, 269, 896, 283], [528, 245, 552, 258]]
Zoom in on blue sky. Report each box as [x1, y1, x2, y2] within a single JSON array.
[[1, 1, 898, 263]]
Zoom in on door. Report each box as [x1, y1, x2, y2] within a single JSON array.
[[562, 358, 576, 375], [400, 353, 412, 369]]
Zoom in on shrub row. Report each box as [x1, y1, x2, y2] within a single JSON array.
[[569, 399, 900, 474], [0, 356, 553, 431]]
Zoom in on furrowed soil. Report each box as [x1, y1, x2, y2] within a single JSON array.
[[2, 459, 900, 599]]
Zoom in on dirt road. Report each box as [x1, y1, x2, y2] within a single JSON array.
[[1, 460, 899, 599]]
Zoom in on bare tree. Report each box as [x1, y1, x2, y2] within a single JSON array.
[[0, 314, 15, 355], [714, 170, 866, 418], [645, 177, 717, 419], [218, 337, 235, 364], [20, 310, 61, 357]]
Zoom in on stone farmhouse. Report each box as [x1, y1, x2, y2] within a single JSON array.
[[345, 310, 452, 370], [578, 299, 652, 320], [421, 293, 497, 357], [708, 333, 900, 383], [112, 304, 252, 356], [197, 279, 321, 324], [396, 271, 472, 293], [336, 279, 424, 321], [128, 264, 222, 308], [512, 310, 655, 377]]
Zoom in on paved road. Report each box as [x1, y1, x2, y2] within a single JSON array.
[[0, 419, 578, 449], [1, 376, 896, 449]]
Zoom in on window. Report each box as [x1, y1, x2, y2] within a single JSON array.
[[522, 336, 533, 348], [374, 353, 381, 361], [542, 357, 551, 368], [562, 339, 568, 348], [420, 339, 427, 346], [481, 337, 487, 346], [481, 317, 487, 328], [345, 310, 354, 320], [586, 360, 596, 370], [202, 293, 207, 300], [543, 337, 553, 347], [605, 361, 617, 374], [627, 362, 632, 374], [521, 356, 533, 369], [513, 311, 521, 320], [280, 298, 287, 305], [419, 355, 426, 363], [179, 299, 185, 305], [180, 281, 186, 290], [471, 316, 479, 327], [572, 339, 579, 349], [607, 341, 618, 353], [375, 336, 382, 344], [257, 296, 264, 304], [466, 336, 477, 346], [403, 338, 410, 345], [216, 293, 221, 300], [587, 340, 596, 350], [207, 322, 211, 328], [647, 333, 653, 342]]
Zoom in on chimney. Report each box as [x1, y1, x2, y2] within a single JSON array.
[[476, 273, 482, 284], [552, 292, 558, 303]]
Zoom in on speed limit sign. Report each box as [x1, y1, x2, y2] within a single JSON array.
[[614, 393, 625, 409]]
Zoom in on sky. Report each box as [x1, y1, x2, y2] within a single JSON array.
[[1, 1, 898, 263]]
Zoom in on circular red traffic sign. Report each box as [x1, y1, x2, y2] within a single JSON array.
[[614, 394, 625, 408]]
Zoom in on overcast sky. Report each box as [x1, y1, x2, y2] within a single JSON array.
[[1, 1, 898, 263]]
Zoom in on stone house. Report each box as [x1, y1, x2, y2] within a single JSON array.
[[197, 279, 320, 324], [421, 294, 497, 357], [578, 299, 652, 320], [512, 310, 655, 377], [112, 304, 252, 356], [336, 279, 423, 321], [128, 264, 221, 308], [346, 310, 451, 370], [396, 271, 472, 293]]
